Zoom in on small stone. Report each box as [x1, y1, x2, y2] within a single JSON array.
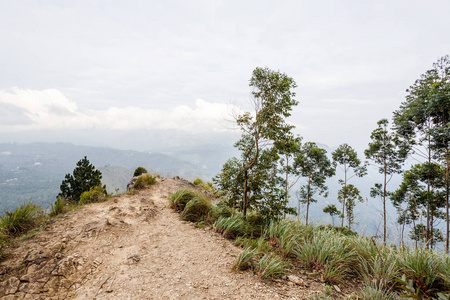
[[288, 275, 304, 286], [333, 285, 341, 293]]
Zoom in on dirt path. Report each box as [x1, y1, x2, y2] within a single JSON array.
[[0, 178, 324, 299]]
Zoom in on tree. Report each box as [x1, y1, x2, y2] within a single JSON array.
[[59, 156, 103, 203], [393, 55, 450, 252], [331, 143, 367, 227], [294, 142, 335, 224], [133, 167, 148, 177], [323, 204, 341, 226], [365, 119, 407, 243], [338, 184, 364, 230], [391, 163, 446, 248], [235, 67, 298, 217]]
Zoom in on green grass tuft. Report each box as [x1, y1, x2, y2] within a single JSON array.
[[213, 215, 246, 239], [256, 253, 287, 279], [49, 196, 68, 217], [0, 200, 42, 237], [169, 188, 197, 211], [180, 193, 212, 222], [233, 246, 257, 271], [134, 174, 157, 189]]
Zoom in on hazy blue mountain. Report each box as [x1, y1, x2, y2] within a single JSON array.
[[0, 142, 213, 212]]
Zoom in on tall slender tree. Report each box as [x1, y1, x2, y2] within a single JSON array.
[[365, 119, 408, 243], [331, 143, 367, 227], [393, 55, 450, 252], [294, 142, 335, 224]]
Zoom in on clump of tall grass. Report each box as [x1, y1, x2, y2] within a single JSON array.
[[79, 184, 107, 204], [180, 193, 212, 222], [134, 174, 157, 189], [396, 247, 442, 298], [0, 200, 42, 237], [264, 220, 301, 258], [49, 196, 67, 217], [294, 229, 357, 284], [234, 236, 271, 253], [233, 246, 257, 271], [169, 188, 197, 211], [358, 248, 399, 291], [256, 253, 287, 279], [213, 215, 246, 239], [355, 283, 400, 300]]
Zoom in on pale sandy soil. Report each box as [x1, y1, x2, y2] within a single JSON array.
[[0, 177, 338, 300]]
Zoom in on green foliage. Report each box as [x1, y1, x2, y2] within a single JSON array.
[[133, 166, 148, 177], [49, 196, 67, 217], [294, 229, 357, 284], [134, 174, 157, 189], [233, 246, 257, 271], [337, 184, 364, 229], [264, 220, 301, 258], [213, 215, 247, 239], [59, 156, 103, 203], [356, 283, 400, 300], [294, 142, 335, 224], [79, 184, 107, 204], [169, 188, 197, 211], [0, 200, 42, 237], [396, 248, 443, 298], [193, 178, 215, 193], [180, 193, 212, 222], [255, 253, 287, 279]]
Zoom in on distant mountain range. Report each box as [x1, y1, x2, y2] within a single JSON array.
[[0, 142, 220, 212]]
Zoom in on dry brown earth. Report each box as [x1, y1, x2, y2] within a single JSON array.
[[0, 177, 336, 299]]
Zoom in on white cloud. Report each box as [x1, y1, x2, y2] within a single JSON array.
[[0, 88, 240, 133]]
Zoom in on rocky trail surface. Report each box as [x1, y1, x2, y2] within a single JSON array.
[[0, 177, 327, 299]]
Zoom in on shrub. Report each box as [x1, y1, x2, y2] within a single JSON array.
[[180, 193, 212, 222], [134, 174, 157, 189], [256, 253, 287, 279], [79, 184, 107, 204], [193, 177, 216, 193], [49, 196, 67, 217], [0, 200, 42, 237], [169, 188, 197, 211], [358, 248, 399, 290], [133, 167, 148, 177], [264, 220, 301, 258]]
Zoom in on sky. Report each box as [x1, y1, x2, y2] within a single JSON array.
[[1, 0, 450, 154]]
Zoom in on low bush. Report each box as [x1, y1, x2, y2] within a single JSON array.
[[0, 200, 42, 237], [169, 188, 197, 211], [49, 196, 68, 217], [133, 166, 148, 177], [180, 193, 212, 222], [134, 174, 157, 189], [193, 178, 216, 193], [355, 283, 399, 300], [79, 184, 107, 204]]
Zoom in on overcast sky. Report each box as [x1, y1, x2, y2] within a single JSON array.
[[1, 0, 450, 153]]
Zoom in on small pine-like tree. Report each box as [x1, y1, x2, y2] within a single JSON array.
[[58, 156, 102, 203]]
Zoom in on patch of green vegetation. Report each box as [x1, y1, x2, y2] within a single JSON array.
[[0, 200, 42, 237], [134, 174, 157, 189], [79, 184, 108, 204], [133, 166, 148, 177]]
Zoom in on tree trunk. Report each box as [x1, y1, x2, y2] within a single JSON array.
[[306, 171, 311, 225], [341, 164, 347, 227], [383, 159, 387, 244], [243, 168, 248, 218], [446, 147, 449, 254]]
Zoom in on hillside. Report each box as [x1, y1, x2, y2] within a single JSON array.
[[0, 177, 329, 299], [0, 143, 214, 212]]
